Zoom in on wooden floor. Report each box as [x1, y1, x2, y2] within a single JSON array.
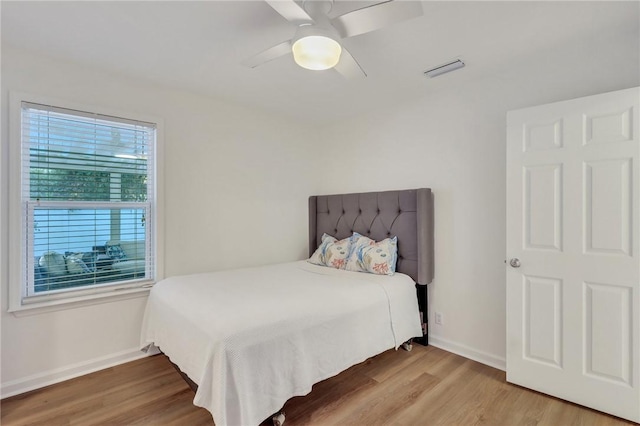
[[1, 345, 634, 425]]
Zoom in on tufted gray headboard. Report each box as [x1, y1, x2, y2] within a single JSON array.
[[309, 188, 434, 285]]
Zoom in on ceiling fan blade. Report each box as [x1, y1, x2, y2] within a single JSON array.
[[335, 47, 367, 79], [242, 41, 292, 68], [331, 0, 423, 39], [265, 0, 313, 24]]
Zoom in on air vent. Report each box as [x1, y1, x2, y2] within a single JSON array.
[[424, 59, 465, 78]]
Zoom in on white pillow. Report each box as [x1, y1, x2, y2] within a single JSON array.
[[39, 252, 67, 276], [308, 233, 351, 269], [66, 253, 91, 274], [345, 232, 398, 276]]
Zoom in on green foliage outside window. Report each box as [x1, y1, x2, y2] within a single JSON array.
[[121, 173, 148, 202], [30, 169, 146, 202]]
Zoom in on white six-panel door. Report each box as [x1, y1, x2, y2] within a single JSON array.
[[506, 87, 640, 422]]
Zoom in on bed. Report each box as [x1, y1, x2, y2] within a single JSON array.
[[140, 188, 434, 425]]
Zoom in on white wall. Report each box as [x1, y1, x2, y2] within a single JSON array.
[[316, 33, 640, 368], [0, 47, 320, 395]]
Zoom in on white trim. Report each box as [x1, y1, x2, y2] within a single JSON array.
[[8, 91, 165, 312], [10, 286, 151, 317], [154, 117, 165, 284], [429, 334, 506, 371], [0, 345, 161, 399], [0, 335, 504, 399], [10, 91, 25, 310]]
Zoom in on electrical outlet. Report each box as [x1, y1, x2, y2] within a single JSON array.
[[435, 311, 443, 325]]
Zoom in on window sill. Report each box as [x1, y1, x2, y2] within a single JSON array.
[[9, 284, 154, 317]]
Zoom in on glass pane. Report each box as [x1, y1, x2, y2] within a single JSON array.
[[32, 207, 147, 294], [22, 102, 155, 299], [24, 103, 151, 202]]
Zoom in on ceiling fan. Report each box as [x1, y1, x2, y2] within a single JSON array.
[[242, 0, 423, 78]]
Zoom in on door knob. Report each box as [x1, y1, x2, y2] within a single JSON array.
[[509, 258, 521, 268]]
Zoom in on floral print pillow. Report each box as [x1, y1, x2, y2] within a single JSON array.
[[308, 233, 351, 269], [345, 232, 398, 276]]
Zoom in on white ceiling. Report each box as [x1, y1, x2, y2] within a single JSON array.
[[2, 1, 639, 124]]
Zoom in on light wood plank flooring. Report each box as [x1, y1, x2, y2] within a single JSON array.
[[1, 345, 634, 425]]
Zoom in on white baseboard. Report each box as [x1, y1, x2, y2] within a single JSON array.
[[429, 334, 506, 371], [1, 345, 161, 399], [1, 338, 504, 399]]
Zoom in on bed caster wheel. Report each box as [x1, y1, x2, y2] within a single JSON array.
[[402, 341, 413, 352], [273, 412, 285, 426]]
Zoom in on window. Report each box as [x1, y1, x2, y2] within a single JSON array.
[[15, 100, 157, 307]]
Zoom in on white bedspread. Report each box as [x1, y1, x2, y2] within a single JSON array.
[[140, 261, 422, 426]]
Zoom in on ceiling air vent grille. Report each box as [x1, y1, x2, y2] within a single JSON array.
[[424, 59, 465, 78]]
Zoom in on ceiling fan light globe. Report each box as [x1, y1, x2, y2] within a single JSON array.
[[292, 35, 342, 70]]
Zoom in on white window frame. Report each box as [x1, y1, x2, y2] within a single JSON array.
[[8, 92, 164, 314]]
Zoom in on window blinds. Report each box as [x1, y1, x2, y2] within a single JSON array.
[[21, 102, 156, 297]]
